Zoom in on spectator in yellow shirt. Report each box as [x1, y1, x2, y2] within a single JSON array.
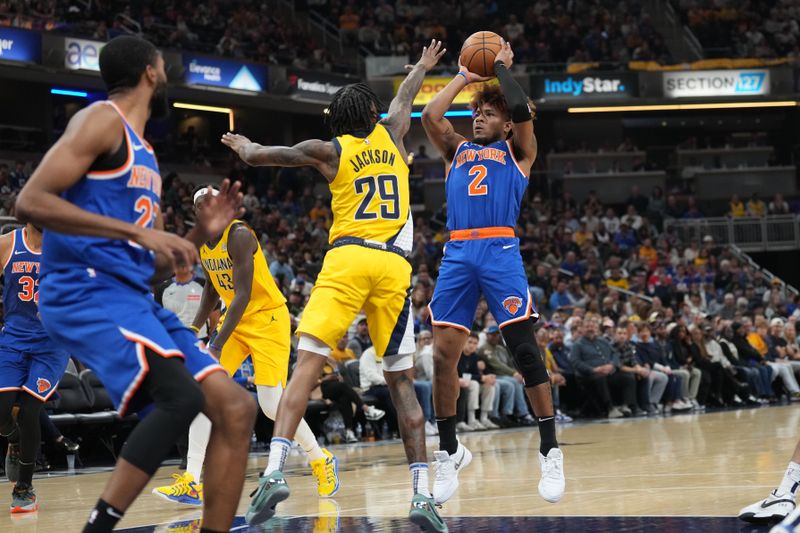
[[638, 238, 658, 268], [573, 222, 593, 247], [606, 267, 630, 290], [331, 334, 357, 364], [747, 193, 766, 217], [729, 194, 746, 217]]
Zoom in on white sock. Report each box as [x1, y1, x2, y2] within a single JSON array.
[[186, 413, 211, 481], [257, 384, 326, 463], [410, 463, 431, 498], [467, 410, 477, 425], [777, 461, 800, 496], [480, 411, 491, 423], [265, 437, 292, 476]]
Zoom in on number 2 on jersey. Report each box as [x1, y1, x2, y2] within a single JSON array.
[[468, 165, 488, 196], [134, 196, 156, 228]]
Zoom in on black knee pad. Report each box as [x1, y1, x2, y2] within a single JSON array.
[[502, 319, 549, 387]]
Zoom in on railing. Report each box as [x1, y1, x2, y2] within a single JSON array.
[[729, 244, 799, 297], [663, 215, 800, 252]]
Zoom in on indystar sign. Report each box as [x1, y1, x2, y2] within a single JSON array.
[[531, 72, 638, 100], [663, 69, 770, 98]]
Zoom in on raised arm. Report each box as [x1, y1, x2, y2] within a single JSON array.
[[221, 134, 339, 183], [421, 61, 489, 164], [381, 39, 446, 155], [493, 40, 537, 173]]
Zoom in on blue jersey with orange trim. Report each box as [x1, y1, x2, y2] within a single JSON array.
[[446, 139, 528, 231], [41, 101, 161, 292], [2, 228, 44, 342]]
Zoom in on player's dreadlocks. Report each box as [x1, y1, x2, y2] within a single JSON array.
[[325, 83, 384, 137]]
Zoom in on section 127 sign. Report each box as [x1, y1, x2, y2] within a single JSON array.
[[183, 55, 267, 93]]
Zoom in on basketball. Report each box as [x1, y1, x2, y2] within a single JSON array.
[[459, 31, 503, 78]]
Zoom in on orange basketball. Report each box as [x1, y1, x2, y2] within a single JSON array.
[[459, 31, 503, 78]]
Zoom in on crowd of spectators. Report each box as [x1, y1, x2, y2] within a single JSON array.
[[675, 0, 800, 58], [0, 0, 335, 71], [311, 0, 670, 65], [4, 142, 800, 445]]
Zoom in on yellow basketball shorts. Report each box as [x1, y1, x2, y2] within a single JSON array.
[[297, 245, 415, 358], [218, 304, 290, 387]]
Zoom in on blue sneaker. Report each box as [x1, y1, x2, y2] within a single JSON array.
[[10, 483, 37, 514], [151, 473, 203, 506], [246, 471, 290, 525], [409, 493, 447, 532]]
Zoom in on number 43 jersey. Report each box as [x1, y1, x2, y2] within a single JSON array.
[[329, 123, 413, 253], [200, 220, 286, 316]]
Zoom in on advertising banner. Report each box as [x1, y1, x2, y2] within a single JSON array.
[[663, 69, 770, 98], [288, 69, 351, 101], [64, 37, 104, 71], [530, 72, 638, 100], [183, 55, 267, 92], [0, 27, 41, 63]]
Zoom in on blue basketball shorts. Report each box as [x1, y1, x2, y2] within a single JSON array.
[[39, 268, 225, 416], [0, 334, 70, 401], [428, 237, 538, 332]]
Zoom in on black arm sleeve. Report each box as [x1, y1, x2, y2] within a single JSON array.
[[494, 62, 531, 123]]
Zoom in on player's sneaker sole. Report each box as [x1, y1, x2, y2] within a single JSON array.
[[409, 494, 448, 532], [246, 474, 290, 526]]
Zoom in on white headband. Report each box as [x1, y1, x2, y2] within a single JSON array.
[[193, 187, 220, 204]]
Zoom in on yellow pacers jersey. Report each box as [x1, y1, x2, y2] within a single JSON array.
[[200, 220, 285, 314], [329, 123, 410, 244]]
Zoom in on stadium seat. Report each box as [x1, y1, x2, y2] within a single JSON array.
[[52, 372, 92, 414]]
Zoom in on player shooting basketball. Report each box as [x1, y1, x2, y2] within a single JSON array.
[[421, 37, 566, 505]]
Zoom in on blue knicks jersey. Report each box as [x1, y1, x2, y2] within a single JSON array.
[[446, 139, 528, 231], [42, 101, 161, 292], [2, 228, 44, 341]]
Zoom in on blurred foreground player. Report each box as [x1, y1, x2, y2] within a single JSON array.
[[222, 41, 447, 531], [0, 223, 70, 513], [739, 438, 800, 525], [15, 36, 256, 533], [421, 39, 565, 505]]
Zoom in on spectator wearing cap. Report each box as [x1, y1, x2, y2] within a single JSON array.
[[478, 325, 535, 425], [570, 319, 637, 418], [289, 267, 314, 297], [348, 317, 373, 358]]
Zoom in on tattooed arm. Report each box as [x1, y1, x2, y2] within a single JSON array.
[[381, 39, 446, 159], [221, 134, 339, 183]]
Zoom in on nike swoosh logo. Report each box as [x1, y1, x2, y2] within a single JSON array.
[[539, 416, 554, 422], [454, 450, 465, 469], [132, 144, 145, 151], [502, 244, 515, 249], [14, 250, 26, 255]]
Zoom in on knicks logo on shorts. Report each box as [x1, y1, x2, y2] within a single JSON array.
[[503, 296, 523, 315], [36, 378, 52, 394]]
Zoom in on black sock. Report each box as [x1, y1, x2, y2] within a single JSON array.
[[537, 416, 558, 456], [436, 416, 458, 455], [18, 460, 35, 486], [83, 499, 124, 532]]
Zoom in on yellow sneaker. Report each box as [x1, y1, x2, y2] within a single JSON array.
[[151, 472, 203, 506], [314, 498, 341, 533], [310, 448, 340, 497]]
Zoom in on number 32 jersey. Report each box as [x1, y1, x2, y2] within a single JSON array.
[[200, 220, 286, 316], [329, 123, 412, 252]]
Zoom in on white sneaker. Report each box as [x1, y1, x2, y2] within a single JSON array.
[[345, 429, 358, 443], [672, 400, 692, 411], [365, 405, 385, 421], [467, 420, 485, 431], [480, 416, 499, 429], [538, 448, 565, 503], [608, 407, 624, 419], [455, 421, 473, 433], [739, 490, 795, 524], [772, 500, 800, 532], [425, 421, 439, 436], [432, 443, 472, 505]]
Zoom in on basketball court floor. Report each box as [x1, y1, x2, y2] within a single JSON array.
[[1, 405, 794, 532]]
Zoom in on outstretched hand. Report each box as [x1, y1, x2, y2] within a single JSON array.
[[407, 39, 447, 72], [221, 132, 251, 158], [195, 179, 245, 238], [495, 38, 514, 69]]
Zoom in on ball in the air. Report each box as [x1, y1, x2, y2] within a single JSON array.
[[459, 31, 503, 77]]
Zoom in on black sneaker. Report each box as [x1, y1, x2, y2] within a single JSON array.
[[56, 437, 80, 454]]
